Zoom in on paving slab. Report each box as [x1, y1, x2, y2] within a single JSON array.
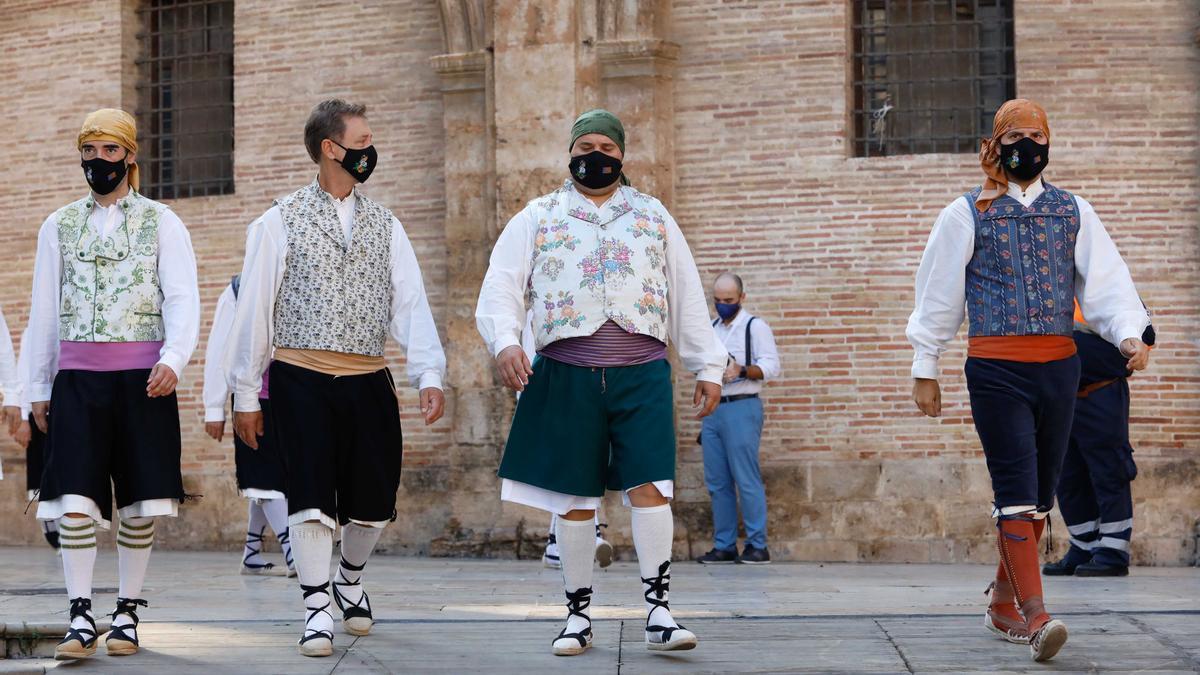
[[0, 548, 1195, 672]]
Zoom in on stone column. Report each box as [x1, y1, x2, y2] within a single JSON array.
[[433, 0, 509, 457], [593, 0, 678, 205], [491, 0, 581, 217]]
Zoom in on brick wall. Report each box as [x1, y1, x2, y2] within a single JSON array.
[[0, 0, 1196, 565], [667, 0, 1200, 564]]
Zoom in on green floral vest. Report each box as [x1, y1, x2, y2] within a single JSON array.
[[55, 191, 166, 342]]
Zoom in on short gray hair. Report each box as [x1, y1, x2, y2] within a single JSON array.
[[304, 99, 367, 163]]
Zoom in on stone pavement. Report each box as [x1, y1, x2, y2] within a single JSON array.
[[0, 547, 1196, 673]]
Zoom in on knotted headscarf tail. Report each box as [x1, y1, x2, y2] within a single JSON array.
[[569, 108, 631, 186], [78, 108, 140, 193], [975, 99, 1050, 213]]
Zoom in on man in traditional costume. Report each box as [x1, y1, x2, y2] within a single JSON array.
[[907, 99, 1150, 662], [226, 99, 446, 657], [477, 109, 725, 656], [203, 274, 293, 576], [28, 109, 200, 659]]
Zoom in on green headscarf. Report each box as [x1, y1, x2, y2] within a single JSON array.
[[569, 109, 625, 154], [569, 109, 630, 186]]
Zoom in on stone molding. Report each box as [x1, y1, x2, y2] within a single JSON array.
[[430, 50, 488, 91], [595, 37, 679, 79]]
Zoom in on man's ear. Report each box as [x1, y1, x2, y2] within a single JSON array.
[[321, 138, 339, 161]]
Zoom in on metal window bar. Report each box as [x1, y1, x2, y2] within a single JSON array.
[[851, 0, 1016, 158], [136, 0, 234, 200]]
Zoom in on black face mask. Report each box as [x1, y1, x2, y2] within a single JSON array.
[[999, 137, 1049, 182], [569, 150, 623, 190], [332, 140, 378, 183], [81, 156, 128, 195]]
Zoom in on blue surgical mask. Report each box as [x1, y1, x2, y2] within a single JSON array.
[[715, 302, 740, 321]]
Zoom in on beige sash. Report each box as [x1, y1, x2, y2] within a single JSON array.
[[273, 348, 386, 377]]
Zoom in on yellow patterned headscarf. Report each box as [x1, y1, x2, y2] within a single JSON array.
[[78, 109, 140, 192]]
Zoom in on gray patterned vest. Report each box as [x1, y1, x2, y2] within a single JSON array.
[[272, 181, 393, 356], [56, 191, 167, 342]]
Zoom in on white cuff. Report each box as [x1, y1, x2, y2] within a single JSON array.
[[1115, 323, 1148, 348], [417, 371, 443, 391], [156, 352, 188, 380], [203, 408, 226, 423], [491, 336, 521, 359], [2, 388, 18, 406], [231, 394, 262, 413], [912, 355, 939, 381], [697, 366, 724, 385], [31, 383, 52, 403]]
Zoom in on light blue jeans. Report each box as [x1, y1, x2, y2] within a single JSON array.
[[701, 397, 767, 551]]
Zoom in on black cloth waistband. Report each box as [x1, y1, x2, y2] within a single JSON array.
[[719, 393, 759, 404]]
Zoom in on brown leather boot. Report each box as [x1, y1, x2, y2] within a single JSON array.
[[997, 515, 1068, 661], [985, 572, 1031, 644]]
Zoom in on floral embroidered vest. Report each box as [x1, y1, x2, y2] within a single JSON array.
[[526, 180, 670, 350], [965, 182, 1080, 337], [273, 181, 393, 357], [56, 191, 166, 342]]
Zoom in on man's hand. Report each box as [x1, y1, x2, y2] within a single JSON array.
[[32, 401, 49, 434], [420, 387, 445, 426], [205, 421, 225, 442], [1120, 338, 1151, 372], [233, 410, 264, 449], [913, 378, 941, 417], [722, 359, 741, 384], [146, 363, 179, 397], [495, 345, 533, 392], [3, 405, 21, 436], [13, 420, 30, 449], [693, 381, 721, 419]]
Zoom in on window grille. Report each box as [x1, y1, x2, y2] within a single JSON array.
[[851, 0, 1015, 157], [136, 0, 234, 199]]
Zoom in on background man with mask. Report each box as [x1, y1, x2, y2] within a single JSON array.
[[1043, 302, 1155, 578], [696, 272, 780, 565], [225, 99, 446, 658], [476, 109, 725, 656], [907, 99, 1150, 662], [27, 108, 200, 660]]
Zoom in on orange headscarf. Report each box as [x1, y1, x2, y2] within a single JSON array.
[[975, 99, 1050, 213], [78, 109, 140, 193]]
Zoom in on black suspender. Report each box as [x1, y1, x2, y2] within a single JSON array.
[[714, 315, 757, 368], [744, 316, 756, 368], [230, 274, 241, 299]]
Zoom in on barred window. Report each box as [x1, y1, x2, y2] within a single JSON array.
[[136, 0, 234, 199], [851, 0, 1015, 158]]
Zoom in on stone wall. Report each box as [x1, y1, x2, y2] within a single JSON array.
[[0, 0, 1196, 565]]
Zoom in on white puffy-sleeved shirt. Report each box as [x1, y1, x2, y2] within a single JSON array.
[[26, 199, 200, 401], [224, 189, 446, 412], [907, 179, 1149, 381], [202, 284, 237, 423], [0, 307, 20, 408], [475, 182, 726, 385]]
